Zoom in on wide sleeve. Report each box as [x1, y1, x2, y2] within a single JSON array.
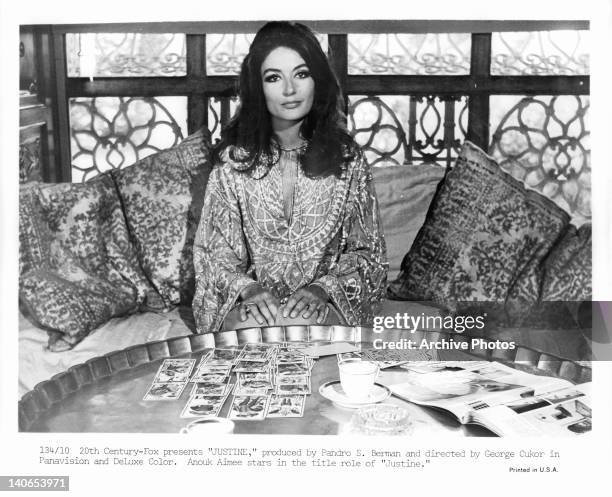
[[310, 155, 388, 325], [192, 166, 257, 333]]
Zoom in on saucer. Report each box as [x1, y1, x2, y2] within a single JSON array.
[[319, 380, 391, 409]]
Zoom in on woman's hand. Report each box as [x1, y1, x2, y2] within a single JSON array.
[[239, 284, 280, 326], [281, 285, 330, 323]]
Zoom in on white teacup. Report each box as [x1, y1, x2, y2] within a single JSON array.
[[179, 418, 235, 435], [338, 359, 379, 401]]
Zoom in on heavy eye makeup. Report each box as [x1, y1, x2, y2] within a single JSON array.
[[263, 73, 281, 83], [262, 67, 311, 83]]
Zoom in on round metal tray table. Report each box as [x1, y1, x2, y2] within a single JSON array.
[[19, 326, 591, 434]]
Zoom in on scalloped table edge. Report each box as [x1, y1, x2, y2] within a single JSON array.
[[18, 326, 592, 431]]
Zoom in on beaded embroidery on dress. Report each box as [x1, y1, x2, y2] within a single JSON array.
[[192, 143, 388, 332]]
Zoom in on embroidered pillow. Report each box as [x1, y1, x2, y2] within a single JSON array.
[[541, 223, 592, 301], [19, 182, 52, 277], [388, 141, 570, 311], [112, 128, 214, 307], [19, 174, 153, 350], [20, 268, 137, 351]]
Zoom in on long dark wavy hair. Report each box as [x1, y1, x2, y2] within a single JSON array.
[[212, 21, 355, 177]]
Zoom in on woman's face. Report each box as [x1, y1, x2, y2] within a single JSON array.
[[260, 46, 315, 130]]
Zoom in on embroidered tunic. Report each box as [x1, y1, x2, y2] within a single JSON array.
[[192, 144, 387, 333]]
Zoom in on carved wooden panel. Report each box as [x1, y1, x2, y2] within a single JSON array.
[[19, 136, 43, 183]]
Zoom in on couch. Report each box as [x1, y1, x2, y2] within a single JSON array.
[[18, 130, 592, 397]]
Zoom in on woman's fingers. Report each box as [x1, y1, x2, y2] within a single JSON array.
[[245, 287, 329, 323], [301, 300, 319, 319], [316, 304, 330, 324], [263, 295, 279, 322], [289, 294, 311, 318], [241, 287, 280, 326], [239, 304, 249, 322], [257, 298, 276, 326], [249, 292, 278, 326], [248, 304, 266, 325], [283, 288, 329, 319], [281, 295, 296, 318]]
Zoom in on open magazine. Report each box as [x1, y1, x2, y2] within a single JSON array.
[[390, 361, 592, 436]]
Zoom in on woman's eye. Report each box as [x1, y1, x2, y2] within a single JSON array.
[[264, 74, 280, 83], [295, 70, 311, 79]]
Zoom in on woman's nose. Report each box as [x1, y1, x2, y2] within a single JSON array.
[[282, 79, 296, 96]]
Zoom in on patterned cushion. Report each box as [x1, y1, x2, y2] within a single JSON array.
[[388, 141, 570, 311], [37, 174, 153, 301], [541, 223, 592, 301], [19, 174, 153, 350], [20, 268, 137, 352], [19, 182, 53, 276], [112, 128, 213, 307]]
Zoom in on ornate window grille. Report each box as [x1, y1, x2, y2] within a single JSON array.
[[27, 21, 589, 222], [348, 95, 468, 168], [69, 96, 187, 181], [489, 95, 590, 221]]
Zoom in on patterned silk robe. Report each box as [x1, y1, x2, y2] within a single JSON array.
[[192, 144, 387, 333]]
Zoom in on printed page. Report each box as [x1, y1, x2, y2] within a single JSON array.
[[473, 383, 592, 436], [389, 361, 573, 423]]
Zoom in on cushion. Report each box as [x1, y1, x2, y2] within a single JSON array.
[[19, 307, 194, 396], [20, 268, 137, 351], [19, 182, 53, 276], [541, 223, 592, 301], [19, 174, 153, 350], [373, 163, 446, 280], [36, 173, 153, 301], [388, 141, 571, 311], [112, 128, 213, 308]]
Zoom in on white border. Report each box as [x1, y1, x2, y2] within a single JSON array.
[[1, 1, 611, 496]]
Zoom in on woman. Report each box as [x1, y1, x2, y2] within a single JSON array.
[[193, 21, 387, 333]]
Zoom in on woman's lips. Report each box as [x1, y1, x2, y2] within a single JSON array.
[[281, 101, 302, 109]]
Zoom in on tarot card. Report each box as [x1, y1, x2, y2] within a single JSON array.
[[143, 381, 187, 401], [276, 350, 309, 364], [241, 344, 276, 356], [233, 383, 272, 396], [180, 394, 228, 418], [276, 362, 310, 376], [239, 344, 275, 361], [191, 368, 231, 382], [229, 395, 270, 420], [337, 351, 362, 362], [266, 395, 306, 418], [209, 348, 241, 362], [191, 383, 231, 397], [234, 360, 270, 373], [238, 350, 272, 362], [275, 383, 311, 395], [154, 358, 196, 382], [195, 363, 232, 375], [190, 376, 231, 396], [236, 372, 271, 383], [201, 358, 235, 368], [276, 373, 310, 386], [160, 358, 196, 369], [233, 375, 273, 396], [189, 372, 228, 384]]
